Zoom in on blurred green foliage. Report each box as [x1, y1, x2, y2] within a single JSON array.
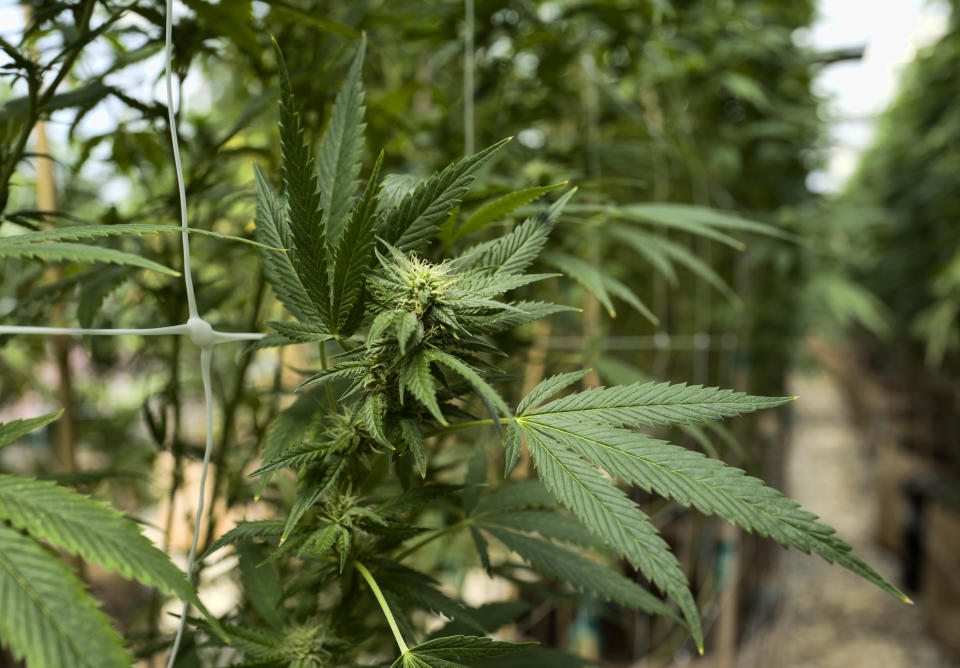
[[844, 6, 960, 369]]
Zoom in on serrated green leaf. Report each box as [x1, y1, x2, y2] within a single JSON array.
[[203, 520, 286, 558], [450, 181, 567, 243], [280, 460, 345, 543], [452, 188, 574, 277], [517, 371, 591, 414], [460, 300, 576, 335], [331, 151, 383, 334], [377, 563, 484, 633], [0, 411, 62, 450], [423, 351, 511, 423], [254, 164, 321, 323], [0, 241, 179, 275], [2, 222, 280, 250], [523, 420, 907, 602], [362, 393, 393, 449], [515, 424, 702, 650], [273, 41, 330, 323], [503, 422, 522, 478], [478, 510, 606, 551], [396, 310, 423, 355], [382, 139, 511, 252], [486, 528, 679, 623], [267, 320, 332, 344], [0, 523, 132, 668], [407, 634, 534, 662], [402, 354, 446, 425], [253, 393, 322, 498], [524, 380, 794, 427], [472, 481, 554, 515], [0, 475, 211, 618], [318, 34, 367, 246], [400, 418, 427, 477]]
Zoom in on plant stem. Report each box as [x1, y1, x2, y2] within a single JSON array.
[[423, 418, 506, 439], [354, 561, 409, 654], [319, 342, 337, 412], [395, 518, 472, 561]]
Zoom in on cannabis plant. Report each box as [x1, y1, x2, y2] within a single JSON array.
[[189, 40, 908, 667], [0, 21, 907, 668]]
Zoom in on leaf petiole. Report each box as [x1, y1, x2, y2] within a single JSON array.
[[354, 561, 409, 654]]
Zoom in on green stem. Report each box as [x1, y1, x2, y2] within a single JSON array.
[[354, 561, 409, 654], [423, 417, 510, 439], [395, 518, 473, 561], [318, 342, 337, 412]]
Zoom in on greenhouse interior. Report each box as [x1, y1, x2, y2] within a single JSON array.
[[0, 1, 958, 666]]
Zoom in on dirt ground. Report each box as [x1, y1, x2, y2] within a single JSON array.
[[726, 372, 958, 668]]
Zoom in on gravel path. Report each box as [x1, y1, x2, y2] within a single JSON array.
[[734, 372, 958, 668]]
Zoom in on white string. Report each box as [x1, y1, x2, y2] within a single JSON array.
[[164, 0, 198, 320], [0, 325, 190, 336], [464, 0, 475, 156], [166, 345, 214, 666]]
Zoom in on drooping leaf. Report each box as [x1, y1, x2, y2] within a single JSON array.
[[0, 475, 212, 616], [544, 251, 655, 322], [521, 420, 908, 602], [514, 424, 703, 650], [398, 635, 535, 667], [237, 541, 285, 629], [486, 528, 679, 623], [423, 350, 511, 423], [398, 355, 441, 426], [0, 523, 132, 668]]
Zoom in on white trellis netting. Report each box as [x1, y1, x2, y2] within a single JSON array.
[[0, 2, 264, 665]]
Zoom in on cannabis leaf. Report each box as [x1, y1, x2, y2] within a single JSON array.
[[0, 411, 62, 449], [318, 34, 367, 247], [0, 241, 179, 275], [442, 181, 567, 244], [1, 222, 279, 249], [0, 523, 133, 668], [380, 138, 512, 252], [254, 165, 322, 325], [392, 635, 534, 668], [504, 373, 908, 651], [0, 475, 219, 621], [330, 151, 383, 334], [274, 40, 330, 323]]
